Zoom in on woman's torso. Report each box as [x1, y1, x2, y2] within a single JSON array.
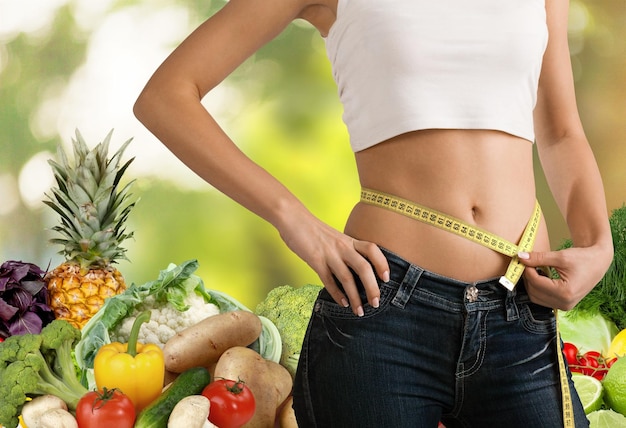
[[300, 2, 550, 282], [346, 129, 550, 283]]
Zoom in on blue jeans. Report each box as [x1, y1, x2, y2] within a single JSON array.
[[293, 247, 588, 428]]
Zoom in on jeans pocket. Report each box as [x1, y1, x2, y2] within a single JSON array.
[[520, 301, 556, 334], [314, 281, 397, 319]]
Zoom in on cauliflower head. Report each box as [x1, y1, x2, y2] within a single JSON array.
[[111, 292, 220, 347], [255, 284, 322, 378]]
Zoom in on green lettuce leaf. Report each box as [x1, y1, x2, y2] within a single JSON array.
[[558, 310, 619, 356]]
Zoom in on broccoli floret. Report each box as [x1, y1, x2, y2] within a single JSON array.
[[255, 284, 322, 378], [0, 333, 42, 368], [40, 317, 85, 393], [0, 320, 88, 428]]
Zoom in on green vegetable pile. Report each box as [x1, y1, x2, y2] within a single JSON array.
[[560, 205, 626, 330], [0, 319, 87, 428], [255, 283, 322, 378], [75, 259, 214, 373], [558, 310, 619, 356], [74, 260, 282, 389]]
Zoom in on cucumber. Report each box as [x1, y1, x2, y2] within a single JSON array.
[[134, 366, 211, 428]]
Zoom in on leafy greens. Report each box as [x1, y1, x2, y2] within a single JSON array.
[[74, 259, 281, 384], [559, 205, 626, 330], [558, 310, 619, 355], [0, 261, 54, 338]]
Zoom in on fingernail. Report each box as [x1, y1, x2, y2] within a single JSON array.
[[518, 251, 530, 260], [382, 270, 390, 283], [357, 306, 364, 317], [341, 298, 349, 307], [372, 297, 380, 308]]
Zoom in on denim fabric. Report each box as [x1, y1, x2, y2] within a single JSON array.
[[293, 247, 588, 428]]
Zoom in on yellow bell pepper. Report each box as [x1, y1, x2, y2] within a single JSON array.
[[94, 311, 165, 411]]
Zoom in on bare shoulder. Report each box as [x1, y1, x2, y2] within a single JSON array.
[[218, 0, 337, 34], [297, 0, 339, 36]]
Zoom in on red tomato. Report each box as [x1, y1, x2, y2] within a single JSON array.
[[579, 354, 600, 375], [76, 388, 136, 428], [579, 350, 610, 380], [562, 342, 579, 367], [584, 351, 603, 361], [202, 379, 256, 428]]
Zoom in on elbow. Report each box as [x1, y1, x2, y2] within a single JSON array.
[[133, 80, 198, 129], [601, 241, 615, 273], [133, 78, 169, 129], [133, 87, 152, 126], [596, 226, 615, 272]]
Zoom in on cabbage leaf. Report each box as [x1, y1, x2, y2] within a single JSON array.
[[558, 310, 619, 355]]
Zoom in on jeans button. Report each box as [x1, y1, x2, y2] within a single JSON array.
[[465, 285, 479, 302]]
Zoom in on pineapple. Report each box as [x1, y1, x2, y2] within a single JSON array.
[[43, 129, 136, 329]]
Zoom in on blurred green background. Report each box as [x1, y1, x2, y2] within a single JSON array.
[[1, 0, 624, 309]]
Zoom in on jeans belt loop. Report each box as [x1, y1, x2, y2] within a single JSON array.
[[505, 289, 520, 321], [392, 264, 423, 309]]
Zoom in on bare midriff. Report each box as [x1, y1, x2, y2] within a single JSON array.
[[345, 128, 551, 283]]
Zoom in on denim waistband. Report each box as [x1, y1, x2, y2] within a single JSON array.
[[380, 246, 532, 319]]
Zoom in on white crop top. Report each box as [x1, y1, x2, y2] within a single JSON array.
[[325, 0, 549, 152]]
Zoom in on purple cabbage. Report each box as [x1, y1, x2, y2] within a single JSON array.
[[0, 260, 54, 338]]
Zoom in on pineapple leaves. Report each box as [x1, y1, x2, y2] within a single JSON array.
[[44, 129, 136, 267], [102, 181, 136, 226], [112, 155, 134, 187], [42, 192, 84, 236], [77, 163, 100, 200], [109, 137, 133, 167], [67, 180, 94, 206]]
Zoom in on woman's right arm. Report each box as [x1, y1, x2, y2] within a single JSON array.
[[133, 0, 389, 315]]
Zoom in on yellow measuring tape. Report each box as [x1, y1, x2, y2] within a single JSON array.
[[360, 188, 540, 290], [360, 188, 574, 427], [556, 311, 575, 428]]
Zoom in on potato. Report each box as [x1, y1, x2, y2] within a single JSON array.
[[277, 396, 298, 428], [164, 310, 262, 373], [163, 369, 180, 386], [214, 346, 293, 428]]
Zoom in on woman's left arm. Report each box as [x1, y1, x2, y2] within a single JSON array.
[[521, 0, 614, 310]]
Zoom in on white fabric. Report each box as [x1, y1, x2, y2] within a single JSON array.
[[325, 0, 549, 152]]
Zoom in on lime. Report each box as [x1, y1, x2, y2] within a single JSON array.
[[587, 410, 626, 428], [572, 374, 604, 414], [603, 357, 626, 416]]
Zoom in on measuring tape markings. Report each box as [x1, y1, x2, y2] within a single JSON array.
[[359, 188, 574, 428], [360, 188, 540, 290], [555, 311, 575, 428]]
